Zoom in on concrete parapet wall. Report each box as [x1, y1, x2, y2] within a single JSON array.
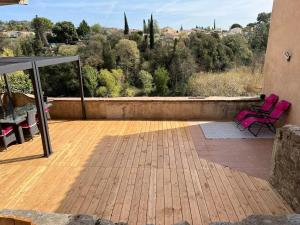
[[10, 94, 261, 120], [49, 96, 260, 120]]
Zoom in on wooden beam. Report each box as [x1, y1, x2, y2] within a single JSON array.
[[30, 63, 52, 157], [0, 0, 28, 5], [76, 59, 87, 120]]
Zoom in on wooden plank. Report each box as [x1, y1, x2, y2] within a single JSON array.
[[177, 169, 192, 224], [214, 164, 246, 221], [147, 167, 157, 224], [0, 120, 294, 225], [137, 167, 151, 225], [156, 168, 165, 225], [170, 167, 183, 223], [164, 168, 173, 225], [223, 167, 254, 217]]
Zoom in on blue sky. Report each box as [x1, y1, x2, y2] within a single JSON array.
[[0, 0, 273, 30]]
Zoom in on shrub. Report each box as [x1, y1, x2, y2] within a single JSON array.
[[0, 71, 32, 94], [123, 86, 141, 97], [138, 70, 154, 96], [0, 48, 32, 94], [82, 65, 98, 97], [187, 68, 263, 97], [114, 39, 140, 83], [96, 86, 108, 97], [57, 44, 79, 56], [98, 69, 124, 97], [153, 67, 169, 96]]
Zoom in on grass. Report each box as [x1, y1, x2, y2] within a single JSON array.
[[187, 67, 263, 97]]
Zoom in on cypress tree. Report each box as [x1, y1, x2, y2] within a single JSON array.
[[214, 19, 216, 30], [124, 12, 129, 35], [150, 14, 155, 49], [143, 19, 147, 34]]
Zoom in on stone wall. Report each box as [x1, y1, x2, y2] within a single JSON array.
[[1, 210, 299, 225], [270, 125, 300, 213]]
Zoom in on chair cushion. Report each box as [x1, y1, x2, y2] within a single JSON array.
[[20, 121, 37, 129], [241, 117, 273, 129], [235, 110, 258, 122], [0, 126, 13, 137]]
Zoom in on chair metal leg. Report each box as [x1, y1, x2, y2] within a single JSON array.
[[248, 123, 265, 137]]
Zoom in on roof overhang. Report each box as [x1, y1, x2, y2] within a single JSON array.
[[0, 0, 28, 6], [0, 56, 80, 74]]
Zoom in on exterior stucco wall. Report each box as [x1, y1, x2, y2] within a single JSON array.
[[264, 0, 300, 125]]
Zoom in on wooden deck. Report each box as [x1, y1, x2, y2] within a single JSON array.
[[0, 120, 293, 225]]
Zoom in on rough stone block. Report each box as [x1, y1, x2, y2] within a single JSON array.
[[270, 125, 300, 213], [209, 214, 300, 225]]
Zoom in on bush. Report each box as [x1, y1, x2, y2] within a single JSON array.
[[82, 65, 98, 97], [57, 44, 79, 56], [0, 71, 32, 94], [187, 68, 263, 97], [114, 39, 140, 83], [153, 67, 169, 96], [96, 86, 108, 97], [123, 86, 141, 97], [0, 47, 32, 94], [98, 69, 124, 97], [138, 70, 154, 96]]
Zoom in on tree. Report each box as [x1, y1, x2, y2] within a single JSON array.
[[149, 14, 155, 49], [19, 36, 35, 56], [129, 32, 144, 50], [180, 25, 183, 32], [0, 48, 32, 94], [189, 32, 232, 71], [257, 12, 271, 23], [40, 64, 79, 97], [124, 13, 129, 35], [214, 19, 216, 30], [138, 70, 154, 95], [79, 35, 105, 69], [247, 12, 271, 53], [0, 71, 32, 94], [103, 42, 115, 70], [222, 34, 253, 66], [154, 67, 169, 96], [169, 44, 196, 95], [97, 69, 124, 97], [82, 65, 98, 97], [77, 20, 90, 39], [52, 21, 78, 44], [143, 19, 147, 34], [107, 30, 124, 48], [230, 23, 243, 30], [91, 24, 102, 34], [114, 39, 140, 83], [31, 16, 52, 47], [148, 41, 172, 72]]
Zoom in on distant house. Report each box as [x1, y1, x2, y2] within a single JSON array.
[[161, 27, 176, 34], [161, 27, 192, 40], [228, 27, 243, 35]]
